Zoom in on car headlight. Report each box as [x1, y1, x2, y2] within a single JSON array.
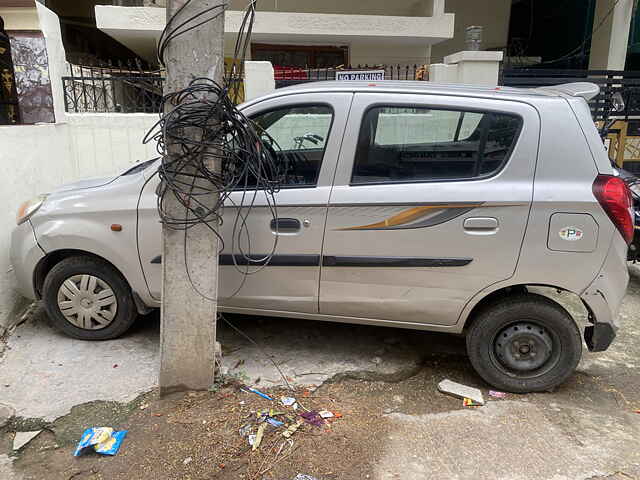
[[16, 195, 47, 225]]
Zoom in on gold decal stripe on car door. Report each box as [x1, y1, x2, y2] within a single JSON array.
[[336, 204, 483, 231]]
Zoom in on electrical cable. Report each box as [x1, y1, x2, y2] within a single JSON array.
[[219, 313, 296, 393], [143, 0, 283, 301]]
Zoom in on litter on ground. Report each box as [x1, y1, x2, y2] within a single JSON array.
[[234, 384, 343, 454], [13, 430, 42, 451], [463, 397, 483, 407], [73, 427, 128, 456], [300, 411, 325, 427], [266, 417, 285, 427], [489, 390, 507, 399], [245, 387, 273, 401], [283, 420, 304, 439], [252, 423, 267, 451], [438, 379, 485, 405]]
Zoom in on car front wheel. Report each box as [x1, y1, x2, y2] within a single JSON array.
[[466, 293, 582, 393], [42, 256, 137, 340]]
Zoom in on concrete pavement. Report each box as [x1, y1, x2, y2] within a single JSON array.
[[0, 307, 422, 421]]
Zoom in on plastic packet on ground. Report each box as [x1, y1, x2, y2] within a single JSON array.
[[462, 398, 482, 407], [489, 390, 507, 398], [266, 417, 284, 427], [73, 427, 128, 456]]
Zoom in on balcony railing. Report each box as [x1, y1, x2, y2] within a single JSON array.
[[274, 64, 429, 88], [62, 60, 244, 113], [62, 63, 164, 114]]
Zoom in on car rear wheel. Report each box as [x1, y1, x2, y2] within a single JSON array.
[[466, 293, 582, 393], [42, 256, 137, 340]]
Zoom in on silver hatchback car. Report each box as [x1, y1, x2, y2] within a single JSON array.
[[10, 81, 631, 393]]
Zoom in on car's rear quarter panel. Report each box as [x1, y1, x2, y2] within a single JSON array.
[[509, 96, 615, 293]]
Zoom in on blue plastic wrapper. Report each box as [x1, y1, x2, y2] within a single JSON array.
[[266, 417, 284, 427], [73, 427, 128, 457]]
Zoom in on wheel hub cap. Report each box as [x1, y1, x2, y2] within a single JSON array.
[[494, 322, 553, 372], [56, 274, 117, 330]]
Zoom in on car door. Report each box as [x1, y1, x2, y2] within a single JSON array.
[[319, 92, 540, 326], [138, 92, 352, 314]]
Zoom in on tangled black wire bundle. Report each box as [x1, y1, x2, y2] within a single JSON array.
[[143, 0, 282, 291]]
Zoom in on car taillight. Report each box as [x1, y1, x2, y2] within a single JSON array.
[[593, 174, 634, 245]]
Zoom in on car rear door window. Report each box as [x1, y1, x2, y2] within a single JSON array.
[[251, 105, 333, 187], [351, 106, 522, 184]]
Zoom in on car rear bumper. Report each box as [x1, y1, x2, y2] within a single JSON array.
[[10, 220, 44, 300], [580, 234, 628, 352], [584, 322, 616, 352]]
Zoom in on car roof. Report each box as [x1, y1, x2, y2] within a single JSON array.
[[241, 81, 598, 108]]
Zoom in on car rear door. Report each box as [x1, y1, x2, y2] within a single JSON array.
[[319, 92, 540, 326], [138, 92, 352, 314]]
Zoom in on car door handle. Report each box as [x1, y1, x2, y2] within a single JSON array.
[[463, 217, 499, 231], [270, 218, 301, 233]]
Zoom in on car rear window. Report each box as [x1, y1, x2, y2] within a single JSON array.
[[351, 106, 522, 184]]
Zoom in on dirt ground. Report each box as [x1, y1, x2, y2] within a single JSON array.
[[7, 349, 490, 480], [8, 344, 640, 480]]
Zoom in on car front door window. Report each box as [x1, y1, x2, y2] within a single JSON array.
[[251, 105, 333, 187]]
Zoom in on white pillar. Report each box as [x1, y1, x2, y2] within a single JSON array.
[[442, 51, 503, 86], [243, 61, 275, 102], [424, 0, 446, 16], [429, 63, 459, 84], [35, 3, 67, 123], [588, 0, 634, 70]]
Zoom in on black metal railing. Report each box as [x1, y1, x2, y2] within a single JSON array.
[[62, 60, 245, 113], [502, 69, 640, 120], [62, 62, 164, 114], [274, 64, 428, 88]]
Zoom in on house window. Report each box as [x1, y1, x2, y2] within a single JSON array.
[[351, 106, 523, 184], [251, 43, 348, 68]]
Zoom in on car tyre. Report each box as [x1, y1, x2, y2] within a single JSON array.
[[42, 256, 137, 340], [466, 293, 582, 393]]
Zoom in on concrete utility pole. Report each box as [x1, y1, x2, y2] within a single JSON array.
[[159, 0, 225, 395]]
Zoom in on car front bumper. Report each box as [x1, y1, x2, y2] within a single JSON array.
[[10, 220, 45, 300]]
